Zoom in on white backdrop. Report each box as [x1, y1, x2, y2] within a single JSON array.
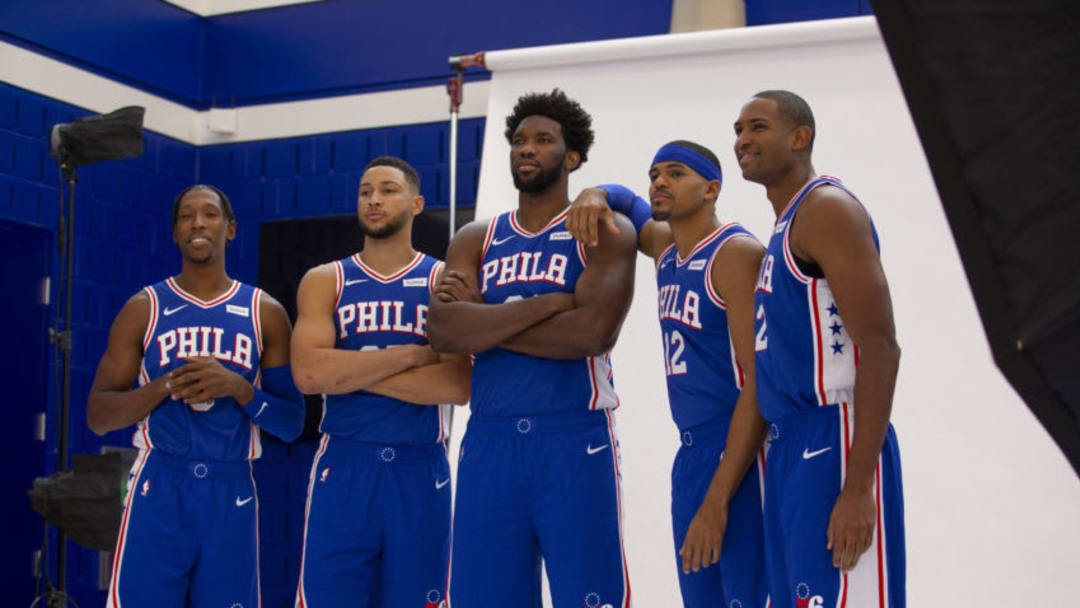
[[441, 15, 1080, 607]]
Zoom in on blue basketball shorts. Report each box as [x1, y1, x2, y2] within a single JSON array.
[[672, 416, 769, 608], [295, 435, 451, 608], [107, 449, 260, 608], [762, 403, 905, 608], [450, 409, 630, 608]]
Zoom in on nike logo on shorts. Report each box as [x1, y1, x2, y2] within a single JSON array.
[[802, 446, 832, 460], [235, 496, 254, 507], [586, 444, 609, 455], [163, 305, 187, 316]]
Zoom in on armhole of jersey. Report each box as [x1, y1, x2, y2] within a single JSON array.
[[333, 260, 345, 309], [655, 244, 675, 272], [479, 216, 498, 262], [251, 287, 264, 357], [141, 286, 158, 351], [428, 260, 445, 295], [781, 195, 815, 285]]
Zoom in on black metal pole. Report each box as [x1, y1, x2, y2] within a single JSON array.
[[56, 166, 76, 593]]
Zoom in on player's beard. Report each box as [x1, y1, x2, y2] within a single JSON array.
[[360, 207, 410, 239], [513, 155, 564, 194]]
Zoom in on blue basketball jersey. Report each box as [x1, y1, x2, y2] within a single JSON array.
[[470, 208, 618, 416], [656, 222, 758, 432], [753, 176, 880, 422], [136, 278, 264, 461], [320, 252, 452, 445]]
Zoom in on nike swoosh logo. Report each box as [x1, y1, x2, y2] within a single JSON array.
[[802, 446, 832, 460], [586, 444, 609, 455], [491, 235, 515, 246], [345, 278, 368, 286], [235, 496, 254, 507], [163, 305, 187, 316], [435, 478, 450, 490], [255, 402, 268, 417]]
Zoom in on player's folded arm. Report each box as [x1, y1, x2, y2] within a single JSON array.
[[290, 263, 423, 394], [428, 220, 570, 354], [499, 212, 638, 359]]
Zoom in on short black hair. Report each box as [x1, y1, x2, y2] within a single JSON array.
[[171, 184, 234, 229], [363, 156, 421, 193], [504, 88, 594, 168], [753, 90, 816, 152], [663, 139, 722, 177]]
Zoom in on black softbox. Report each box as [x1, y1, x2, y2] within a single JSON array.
[[871, 1, 1080, 474]]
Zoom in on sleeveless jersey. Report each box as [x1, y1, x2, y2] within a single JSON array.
[[753, 176, 880, 422], [135, 278, 264, 461], [321, 252, 451, 445], [656, 222, 758, 432], [471, 208, 618, 416]]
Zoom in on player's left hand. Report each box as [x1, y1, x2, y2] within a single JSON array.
[[434, 270, 483, 304], [678, 497, 728, 574], [826, 484, 876, 572], [168, 357, 254, 405]]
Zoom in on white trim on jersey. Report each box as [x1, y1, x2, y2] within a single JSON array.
[[603, 410, 632, 608], [106, 448, 151, 608], [479, 216, 498, 262], [809, 279, 857, 407], [295, 433, 331, 608], [586, 353, 619, 411], [835, 403, 890, 608], [165, 277, 241, 308], [333, 259, 345, 309], [508, 207, 570, 237], [350, 251, 423, 283]]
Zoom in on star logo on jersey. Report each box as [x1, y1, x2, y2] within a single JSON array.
[[320, 467, 331, 482], [163, 304, 187, 316], [425, 589, 444, 608], [345, 278, 368, 286], [491, 235, 515, 246]]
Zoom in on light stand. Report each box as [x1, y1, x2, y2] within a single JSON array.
[[446, 53, 485, 243]]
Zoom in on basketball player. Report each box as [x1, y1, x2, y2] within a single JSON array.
[[428, 89, 637, 608], [565, 141, 769, 607], [87, 184, 305, 608], [736, 90, 905, 607], [290, 156, 471, 608]]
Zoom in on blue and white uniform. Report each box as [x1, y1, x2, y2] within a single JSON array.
[[450, 208, 630, 608], [656, 222, 769, 608], [110, 278, 267, 608], [754, 176, 905, 608], [296, 252, 453, 608]]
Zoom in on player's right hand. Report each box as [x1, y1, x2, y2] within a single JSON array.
[[567, 187, 619, 248]]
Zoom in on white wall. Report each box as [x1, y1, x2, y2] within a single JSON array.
[[456, 16, 1080, 606]]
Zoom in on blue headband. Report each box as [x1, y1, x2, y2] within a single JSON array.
[[651, 144, 722, 185]]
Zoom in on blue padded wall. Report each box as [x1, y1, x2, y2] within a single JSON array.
[[0, 81, 193, 607]]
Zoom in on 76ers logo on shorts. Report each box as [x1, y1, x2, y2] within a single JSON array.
[[424, 589, 444, 607], [795, 582, 824, 608]]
